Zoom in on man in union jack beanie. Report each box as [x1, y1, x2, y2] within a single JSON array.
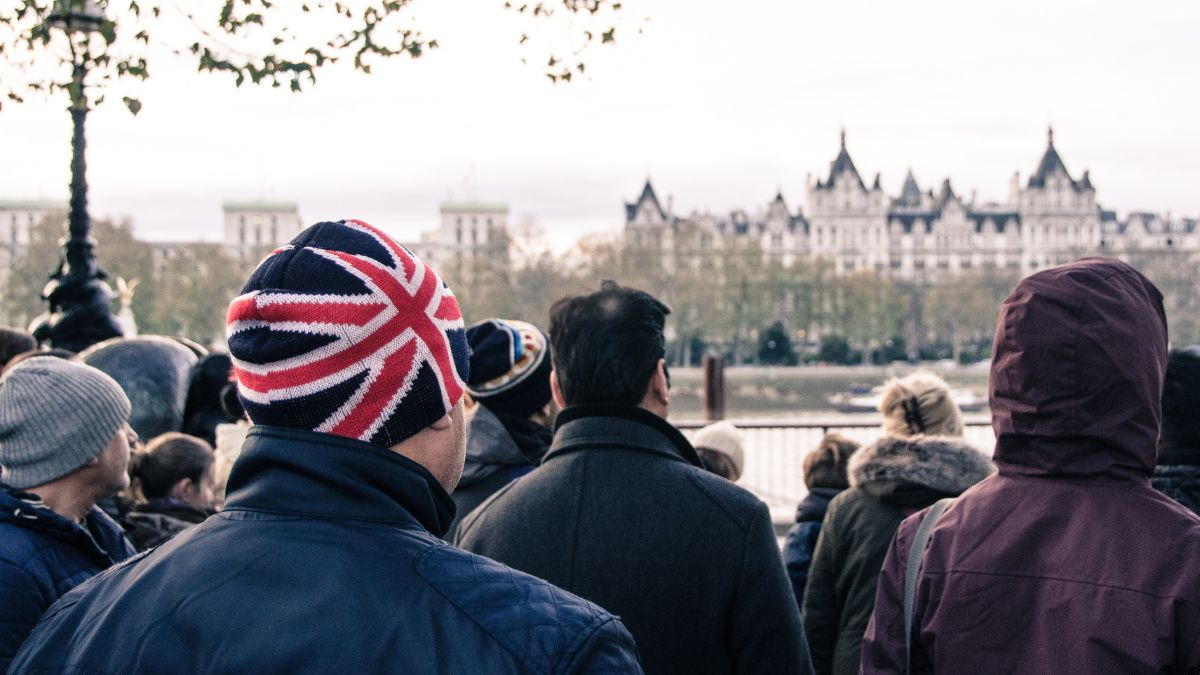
[[11, 220, 642, 675]]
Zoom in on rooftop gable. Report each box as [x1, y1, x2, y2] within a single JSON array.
[[820, 129, 866, 191], [625, 179, 667, 222]]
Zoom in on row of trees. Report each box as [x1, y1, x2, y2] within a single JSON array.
[[448, 230, 1022, 366], [449, 229, 1200, 366], [5, 217, 1198, 361]]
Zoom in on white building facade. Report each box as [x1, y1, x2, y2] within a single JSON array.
[[0, 201, 68, 326], [625, 129, 1198, 279], [221, 201, 305, 261], [401, 202, 511, 278]]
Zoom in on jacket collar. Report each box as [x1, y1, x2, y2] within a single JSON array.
[[545, 403, 703, 468], [223, 426, 456, 537], [0, 484, 125, 566], [459, 405, 527, 487], [795, 487, 840, 521], [131, 498, 215, 521]]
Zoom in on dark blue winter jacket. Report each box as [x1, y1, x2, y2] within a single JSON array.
[[10, 426, 642, 674], [0, 485, 135, 672], [782, 487, 841, 609]]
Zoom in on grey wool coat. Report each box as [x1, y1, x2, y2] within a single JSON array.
[[801, 434, 993, 675], [456, 403, 814, 675]]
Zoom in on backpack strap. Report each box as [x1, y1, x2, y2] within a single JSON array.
[[904, 497, 954, 674]]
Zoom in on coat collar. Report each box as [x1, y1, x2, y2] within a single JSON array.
[[223, 426, 456, 537], [545, 403, 704, 468], [795, 487, 840, 522], [459, 405, 527, 488], [0, 484, 127, 566], [849, 434, 994, 495]]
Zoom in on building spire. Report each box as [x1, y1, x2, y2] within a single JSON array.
[[1047, 125, 1054, 147], [840, 127, 847, 150]]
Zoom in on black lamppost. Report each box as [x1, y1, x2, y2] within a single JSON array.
[[29, 0, 124, 352]]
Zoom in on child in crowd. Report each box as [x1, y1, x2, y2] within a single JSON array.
[[693, 420, 745, 482], [783, 433, 860, 608]]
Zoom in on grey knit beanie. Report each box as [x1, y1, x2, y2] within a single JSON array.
[[0, 356, 132, 489]]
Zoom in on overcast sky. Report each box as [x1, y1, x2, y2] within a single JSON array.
[[2, 0, 1198, 251]]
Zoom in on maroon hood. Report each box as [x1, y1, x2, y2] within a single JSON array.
[[990, 257, 1167, 481]]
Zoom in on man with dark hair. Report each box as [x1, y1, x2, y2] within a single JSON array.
[[11, 221, 641, 674], [458, 281, 813, 675]]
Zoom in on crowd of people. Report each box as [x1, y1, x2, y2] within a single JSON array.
[[0, 218, 1198, 673]]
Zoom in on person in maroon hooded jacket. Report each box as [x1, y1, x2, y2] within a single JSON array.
[[861, 257, 1200, 674]]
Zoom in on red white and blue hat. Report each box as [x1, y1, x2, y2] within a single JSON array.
[[226, 219, 470, 448]]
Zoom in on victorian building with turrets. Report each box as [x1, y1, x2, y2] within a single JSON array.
[[623, 129, 1198, 279]]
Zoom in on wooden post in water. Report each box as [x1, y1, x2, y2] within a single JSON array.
[[702, 353, 726, 421]]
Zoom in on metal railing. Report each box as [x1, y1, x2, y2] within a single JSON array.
[[674, 416, 995, 511]]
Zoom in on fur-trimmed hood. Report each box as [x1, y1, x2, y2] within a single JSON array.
[[849, 434, 994, 495]]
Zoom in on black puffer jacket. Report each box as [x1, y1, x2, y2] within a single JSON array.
[[802, 435, 992, 675], [0, 485, 135, 671], [783, 487, 841, 610], [1152, 447, 1200, 516], [122, 499, 214, 552], [10, 426, 642, 674]]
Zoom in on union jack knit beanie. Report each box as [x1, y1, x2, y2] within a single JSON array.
[[226, 219, 470, 448]]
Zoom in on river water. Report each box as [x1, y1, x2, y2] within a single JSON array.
[[665, 364, 992, 422], [658, 365, 996, 532]]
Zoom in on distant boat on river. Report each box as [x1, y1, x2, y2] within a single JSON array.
[[827, 384, 986, 413]]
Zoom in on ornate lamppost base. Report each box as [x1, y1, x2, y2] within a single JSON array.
[[30, 251, 124, 353]]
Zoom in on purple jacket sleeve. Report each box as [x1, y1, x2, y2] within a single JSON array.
[[860, 514, 919, 675]]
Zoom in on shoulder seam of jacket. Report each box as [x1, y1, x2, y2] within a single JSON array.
[[922, 567, 1200, 602], [566, 451, 591, 587], [415, 544, 602, 675], [551, 615, 623, 675], [683, 468, 756, 531]]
